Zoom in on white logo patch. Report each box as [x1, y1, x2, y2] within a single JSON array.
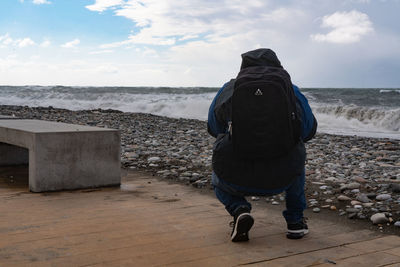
[[255, 89, 263, 96]]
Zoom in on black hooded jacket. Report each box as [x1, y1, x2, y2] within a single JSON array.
[[211, 48, 307, 190], [240, 48, 282, 69]]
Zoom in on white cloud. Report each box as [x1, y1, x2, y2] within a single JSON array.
[[40, 40, 51, 47], [32, 0, 51, 4], [93, 0, 305, 50], [61, 39, 80, 48], [0, 33, 13, 47], [95, 65, 119, 74], [89, 49, 114, 55], [142, 47, 158, 57], [84, 0, 310, 86], [0, 34, 36, 48], [86, 0, 124, 12], [17, 38, 35, 47], [178, 34, 199, 41], [311, 10, 373, 44]]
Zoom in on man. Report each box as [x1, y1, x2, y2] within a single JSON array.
[[207, 48, 317, 242]]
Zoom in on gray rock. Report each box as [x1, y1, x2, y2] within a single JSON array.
[[338, 195, 351, 201], [346, 208, 360, 213], [313, 208, 321, 213], [180, 172, 192, 177], [363, 203, 374, 208], [356, 194, 371, 203], [370, 213, 389, 224], [147, 156, 161, 163], [358, 214, 367, 220], [378, 206, 390, 212], [376, 194, 392, 201], [340, 182, 360, 191], [352, 176, 367, 183], [394, 221, 400, 227], [125, 152, 139, 159], [193, 179, 208, 187], [390, 183, 400, 193], [191, 172, 200, 178], [325, 177, 338, 182]]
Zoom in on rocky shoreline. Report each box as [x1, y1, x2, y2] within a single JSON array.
[[1, 105, 399, 230]]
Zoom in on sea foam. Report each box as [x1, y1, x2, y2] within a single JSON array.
[[0, 86, 399, 139]]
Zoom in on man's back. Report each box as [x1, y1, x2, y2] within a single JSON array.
[[207, 48, 317, 241]]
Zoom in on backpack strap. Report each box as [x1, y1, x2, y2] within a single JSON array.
[[214, 79, 235, 126]]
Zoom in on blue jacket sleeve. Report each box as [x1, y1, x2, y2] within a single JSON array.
[[293, 84, 317, 142], [207, 83, 229, 138]]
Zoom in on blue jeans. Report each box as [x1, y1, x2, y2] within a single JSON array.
[[212, 170, 306, 224]]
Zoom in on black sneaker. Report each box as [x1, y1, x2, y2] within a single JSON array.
[[286, 218, 309, 239], [230, 209, 254, 242]]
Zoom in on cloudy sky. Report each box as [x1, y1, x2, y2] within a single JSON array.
[[0, 0, 399, 87]]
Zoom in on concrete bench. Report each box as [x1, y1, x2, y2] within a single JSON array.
[[0, 119, 121, 192]]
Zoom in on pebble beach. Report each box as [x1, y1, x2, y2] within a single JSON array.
[[1, 105, 399, 230]]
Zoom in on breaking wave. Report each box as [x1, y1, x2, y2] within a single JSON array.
[[0, 86, 399, 139], [0, 86, 215, 120], [313, 104, 400, 139], [380, 89, 400, 94]]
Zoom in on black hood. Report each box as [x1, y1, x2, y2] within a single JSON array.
[[240, 48, 282, 70]]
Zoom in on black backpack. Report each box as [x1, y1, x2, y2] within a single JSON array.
[[230, 66, 301, 159]]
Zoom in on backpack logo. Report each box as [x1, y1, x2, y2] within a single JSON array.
[[254, 89, 263, 96]]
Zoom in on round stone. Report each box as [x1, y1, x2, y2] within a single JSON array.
[[346, 208, 360, 213], [147, 156, 161, 163], [370, 213, 389, 224], [341, 182, 360, 191], [313, 208, 321, 213], [376, 194, 392, 201], [356, 194, 371, 203], [338, 195, 351, 201]]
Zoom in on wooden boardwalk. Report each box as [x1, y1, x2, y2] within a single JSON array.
[[1, 166, 400, 266]]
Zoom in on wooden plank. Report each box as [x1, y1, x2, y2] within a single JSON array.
[[172, 246, 361, 267], [314, 251, 400, 267], [344, 236, 400, 253], [1, 170, 399, 267], [385, 247, 400, 257]]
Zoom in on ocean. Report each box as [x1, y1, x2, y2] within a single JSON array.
[[0, 86, 399, 140]]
